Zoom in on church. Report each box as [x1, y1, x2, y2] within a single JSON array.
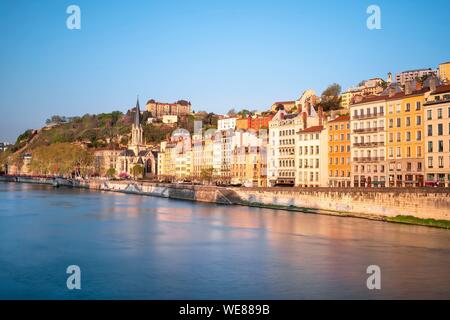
[[94, 98, 157, 178]]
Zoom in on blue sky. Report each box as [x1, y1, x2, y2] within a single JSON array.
[[0, 0, 449, 142]]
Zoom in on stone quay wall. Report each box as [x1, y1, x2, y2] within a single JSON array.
[[2, 176, 449, 222]]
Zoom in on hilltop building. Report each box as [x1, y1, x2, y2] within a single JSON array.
[[438, 62, 450, 83], [395, 68, 437, 85], [146, 99, 192, 118]]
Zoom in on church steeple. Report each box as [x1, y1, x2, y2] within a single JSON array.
[[131, 95, 144, 153], [134, 96, 141, 126]]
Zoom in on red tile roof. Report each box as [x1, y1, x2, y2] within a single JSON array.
[[431, 84, 450, 95], [300, 125, 323, 133], [328, 115, 350, 123]]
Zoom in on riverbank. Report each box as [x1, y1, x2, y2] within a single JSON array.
[[1, 175, 449, 229]]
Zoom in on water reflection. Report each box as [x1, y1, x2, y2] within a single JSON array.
[[0, 182, 449, 299]]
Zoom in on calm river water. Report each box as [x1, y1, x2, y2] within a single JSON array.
[[0, 182, 449, 299]]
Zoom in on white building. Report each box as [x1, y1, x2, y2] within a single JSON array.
[[296, 125, 328, 187], [396, 68, 437, 86], [162, 115, 178, 124], [267, 104, 322, 186], [218, 117, 237, 131], [350, 95, 387, 187]]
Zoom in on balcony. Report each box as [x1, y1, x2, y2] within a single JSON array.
[[353, 156, 385, 163], [353, 112, 384, 120], [353, 127, 384, 134], [353, 142, 384, 148]]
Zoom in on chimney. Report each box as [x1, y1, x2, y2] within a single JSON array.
[[302, 112, 307, 129], [305, 101, 311, 116], [405, 80, 412, 95], [388, 86, 396, 98], [429, 76, 437, 92], [318, 106, 324, 126], [416, 81, 423, 91]]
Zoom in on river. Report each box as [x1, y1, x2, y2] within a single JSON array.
[[0, 182, 449, 299]]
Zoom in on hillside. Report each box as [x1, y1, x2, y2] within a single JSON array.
[[0, 109, 219, 172]]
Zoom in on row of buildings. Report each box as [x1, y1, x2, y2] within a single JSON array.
[[42, 60, 450, 188], [152, 76, 450, 188]]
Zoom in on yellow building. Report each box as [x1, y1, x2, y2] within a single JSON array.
[[385, 83, 428, 187], [438, 61, 450, 83], [231, 145, 267, 187], [340, 91, 353, 109], [424, 83, 450, 186], [327, 115, 351, 187]]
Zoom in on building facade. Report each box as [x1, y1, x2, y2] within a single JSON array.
[[327, 115, 351, 187], [217, 117, 237, 131], [439, 62, 450, 83], [424, 84, 450, 186], [146, 99, 191, 118], [296, 125, 328, 187], [395, 68, 437, 85], [385, 83, 428, 187], [350, 96, 387, 187], [267, 105, 322, 187]]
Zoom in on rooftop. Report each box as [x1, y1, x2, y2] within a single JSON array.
[[328, 115, 350, 123], [430, 84, 450, 95], [300, 125, 323, 133]]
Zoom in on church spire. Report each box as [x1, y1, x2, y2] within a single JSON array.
[[134, 96, 141, 126]]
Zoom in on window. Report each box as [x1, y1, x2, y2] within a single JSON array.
[[405, 103, 411, 112], [427, 110, 432, 120], [389, 119, 394, 128], [416, 115, 421, 125], [396, 118, 401, 128], [396, 132, 401, 142], [428, 125, 433, 136], [438, 156, 444, 168], [416, 130, 422, 141], [438, 123, 443, 135], [428, 141, 433, 153], [416, 101, 421, 111], [438, 140, 444, 153], [428, 157, 433, 168], [396, 104, 401, 113], [406, 131, 411, 141], [406, 117, 411, 126], [438, 108, 443, 119], [396, 147, 401, 157]]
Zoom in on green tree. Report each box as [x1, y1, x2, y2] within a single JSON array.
[[131, 164, 144, 180], [322, 83, 342, 98], [29, 143, 93, 177], [106, 167, 117, 178], [200, 167, 214, 183], [319, 83, 342, 112]]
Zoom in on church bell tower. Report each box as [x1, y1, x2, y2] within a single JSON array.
[[130, 96, 144, 154]]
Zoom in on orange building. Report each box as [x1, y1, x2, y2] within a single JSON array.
[[327, 115, 351, 187], [236, 114, 274, 130], [385, 83, 428, 187]]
